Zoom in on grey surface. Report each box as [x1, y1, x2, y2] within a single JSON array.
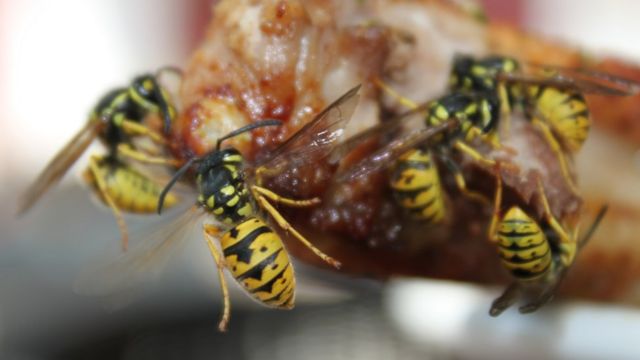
[[0, 182, 401, 359]]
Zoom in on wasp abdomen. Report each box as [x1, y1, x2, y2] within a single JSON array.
[[85, 161, 177, 213], [391, 149, 446, 224], [497, 207, 552, 281], [221, 217, 295, 309], [528, 86, 590, 152]]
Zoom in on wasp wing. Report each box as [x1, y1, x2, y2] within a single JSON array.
[[247, 85, 361, 179], [327, 103, 432, 165], [334, 118, 457, 183], [500, 63, 640, 96], [17, 121, 100, 215], [577, 205, 608, 251], [74, 204, 207, 301]]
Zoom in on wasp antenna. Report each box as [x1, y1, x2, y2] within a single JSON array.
[[156, 65, 184, 79], [149, 77, 173, 134], [158, 157, 199, 214], [216, 119, 283, 150], [577, 204, 609, 249]]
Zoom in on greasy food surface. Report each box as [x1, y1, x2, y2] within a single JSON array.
[[176, 0, 640, 303]]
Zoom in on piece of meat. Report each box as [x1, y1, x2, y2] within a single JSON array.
[[173, 0, 640, 304]]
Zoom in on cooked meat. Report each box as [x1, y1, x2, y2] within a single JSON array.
[[174, 0, 640, 303]]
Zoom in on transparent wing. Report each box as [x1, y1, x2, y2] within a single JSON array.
[[499, 63, 640, 96], [17, 121, 100, 215], [335, 118, 458, 183], [74, 204, 207, 298], [327, 103, 431, 165], [577, 205, 608, 251], [248, 85, 361, 176]]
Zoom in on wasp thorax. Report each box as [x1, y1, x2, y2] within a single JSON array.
[[196, 148, 252, 224], [451, 55, 518, 93]]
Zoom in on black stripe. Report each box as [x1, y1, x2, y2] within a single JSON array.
[[223, 225, 272, 264], [534, 85, 546, 100], [511, 267, 545, 280], [498, 239, 546, 251], [498, 230, 541, 238], [394, 163, 433, 181], [398, 159, 432, 170], [502, 219, 533, 224], [403, 194, 438, 210], [251, 263, 290, 295], [511, 260, 552, 280], [278, 287, 295, 307], [394, 186, 434, 201], [263, 278, 294, 304], [502, 248, 551, 264], [558, 92, 583, 104], [236, 248, 283, 281], [414, 208, 442, 223], [562, 109, 589, 122]]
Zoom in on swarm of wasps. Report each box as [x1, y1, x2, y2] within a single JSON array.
[[17, 53, 638, 330]]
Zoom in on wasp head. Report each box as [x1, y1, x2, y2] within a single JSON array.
[[130, 74, 175, 133]]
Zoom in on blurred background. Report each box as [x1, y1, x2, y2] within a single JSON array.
[[2, 1, 640, 359]]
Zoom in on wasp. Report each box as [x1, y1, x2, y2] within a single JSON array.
[[487, 172, 608, 315], [76, 86, 360, 332], [334, 80, 501, 225], [449, 54, 640, 194], [17, 69, 181, 250]]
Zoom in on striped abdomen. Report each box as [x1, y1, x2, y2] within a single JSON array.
[[221, 217, 295, 309], [527, 86, 590, 152], [84, 162, 177, 213], [390, 149, 446, 224], [496, 207, 552, 281]]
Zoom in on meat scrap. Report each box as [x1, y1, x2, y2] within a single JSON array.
[[174, 0, 640, 303]]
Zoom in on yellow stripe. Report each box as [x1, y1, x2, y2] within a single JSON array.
[[224, 154, 243, 163], [94, 162, 176, 214], [254, 263, 295, 307], [128, 86, 157, 111]]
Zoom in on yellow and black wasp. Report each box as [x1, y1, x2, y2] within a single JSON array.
[[17, 69, 181, 250], [449, 54, 640, 194], [76, 86, 361, 332], [334, 79, 502, 225], [487, 171, 608, 316]]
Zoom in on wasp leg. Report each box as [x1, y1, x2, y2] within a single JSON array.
[[120, 119, 168, 145], [135, 140, 164, 157], [498, 82, 512, 138], [253, 166, 287, 187], [117, 143, 180, 167], [255, 194, 341, 269], [439, 152, 490, 205], [531, 118, 580, 196], [465, 126, 503, 150], [203, 224, 231, 332], [487, 167, 504, 244], [490, 282, 522, 317], [251, 186, 320, 208], [453, 140, 496, 167], [519, 285, 558, 314], [87, 156, 129, 251], [536, 178, 573, 245], [373, 77, 419, 109]]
